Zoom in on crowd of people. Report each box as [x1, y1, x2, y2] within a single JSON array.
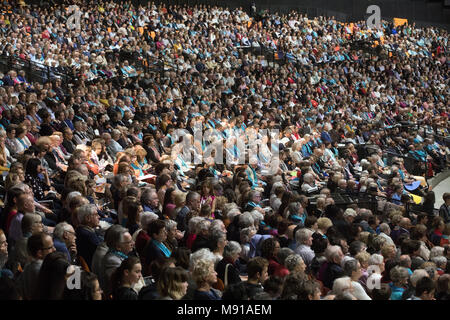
[[0, 0, 449, 300]]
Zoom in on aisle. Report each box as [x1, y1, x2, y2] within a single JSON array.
[[434, 175, 450, 209]]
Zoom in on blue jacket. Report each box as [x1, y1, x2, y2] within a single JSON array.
[[54, 238, 71, 262], [75, 226, 103, 268]]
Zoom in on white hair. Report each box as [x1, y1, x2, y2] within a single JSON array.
[[430, 246, 444, 259], [53, 222, 73, 240], [188, 216, 205, 234], [295, 228, 313, 245], [140, 211, 159, 229], [410, 269, 429, 287], [432, 256, 447, 269], [368, 254, 384, 266], [249, 210, 264, 227], [189, 248, 216, 271], [332, 277, 352, 296]]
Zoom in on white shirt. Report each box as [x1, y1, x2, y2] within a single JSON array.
[[352, 281, 371, 300]]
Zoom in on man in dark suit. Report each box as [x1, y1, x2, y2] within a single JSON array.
[[62, 127, 76, 154], [75, 204, 103, 268]]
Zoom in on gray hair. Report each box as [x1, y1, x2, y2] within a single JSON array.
[[77, 204, 97, 224], [65, 191, 82, 208], [223, 241, 242, 259], [240, 226, 256, 243], [410, 269, 429, 287], [277, 247, 294, 265], [210, 219, 225, 234], [288, 202, 301, 217], [140, 211, 159, 229], [284, 254, 304, 272], [379, 223, 391, 234], [431, 256, 447, 269], [390, 266, 409, 284], [188, 217, 204, 234], [303, 173, 314, 183], [295, 228, 313, 245], [141, 188, 157, 204], [332, 276, 352, 296], [113, 173, 131, 187], [239, 212, 254, 229], [53, 222, 73, 240], [189, 248, 216, 271], [249, 210, 264, 227], [368, 253, 384, 266], [343, 258, 359, 277], [430, 246, 444, 259], [227, 208, 241, 222], [197, 219, 211, 233], [325, 245, 342, 262], [165, 219, 177, 231], [105, 224, 129, 249], [424, 266, 438, 279]]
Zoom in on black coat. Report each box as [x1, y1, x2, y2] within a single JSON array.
[[216, 258, 241, 287]]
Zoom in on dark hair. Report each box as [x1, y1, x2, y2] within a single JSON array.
[[371, 283, 392, 300], [311, 234, 329, 254], [3, 187, 25, 220], [110, 256, 141, 296], [247, 257, 269, 279], [280, 272, 307, 300], [173, 247, 191, 270], [297, 279, 320, 300], [64, 271, 100, 300], [349, 241, 366, 257], [27, 232, 48, 258], [263, 276, 284, 298], [0, 276, 21, 300], [148, 219, 166, 238], [222, 282, 249, 300], [148, 257, 176, 280], [304, 216, 317, 229], [161, 187, 175, 217], [25, 158, 42, 176], [156, 174, 171, 190], [34, 251, 71, 300], [125, 197, 142, 230], [261, 238, 279, 260], [157, 267, 189, 299], [415, 276, 435, 297]]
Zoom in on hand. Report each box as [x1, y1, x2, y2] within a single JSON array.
[[69, 243, 77, 255]]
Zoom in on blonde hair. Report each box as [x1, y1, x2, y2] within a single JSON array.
[[192, 259, 214, 285], [317, 217, 333, 231], [173, 191, 187, 208], [5, 172, 21, 190], [381, 243, 396, 260], [355, 251, 371, 266], [358, 231, 370, 245]]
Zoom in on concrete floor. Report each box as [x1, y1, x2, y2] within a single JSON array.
[[433, 175, 450, 209]]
